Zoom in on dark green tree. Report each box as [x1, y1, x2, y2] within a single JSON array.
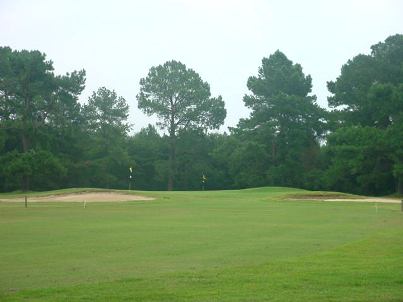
[[127, 125, 167, 190], [322, 126, 394, 195], [0, 150, 66, 191], [387, 119, 403, 194], [326, 34, 403, 194], [0, 46, 85, 191], [240, 50, 326, 187], [82, 87, 131, 188], [137, 60, 226, 190], [327, 34, 403, 128], [174, 128, 218, 190]]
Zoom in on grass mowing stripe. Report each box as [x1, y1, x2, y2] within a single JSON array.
[[2, 230, 402, 302]]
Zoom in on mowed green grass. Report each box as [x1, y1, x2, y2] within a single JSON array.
[[0, 187, 402, 301]]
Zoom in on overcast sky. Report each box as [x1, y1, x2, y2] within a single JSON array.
[[1, 0, 402, 133]]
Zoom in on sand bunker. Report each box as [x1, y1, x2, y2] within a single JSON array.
[[289, 195, 400, 204], [0, 192, 154, 203], [323, 198, 400, 204]]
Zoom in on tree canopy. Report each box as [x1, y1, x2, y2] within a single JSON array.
[[0, 47, 85, 190], [1, 34, 402, 195], [327, 34, 403, 128], [326, 34, 403, 193], [137, 60, 226, 190], [237, 50, 326, 187]]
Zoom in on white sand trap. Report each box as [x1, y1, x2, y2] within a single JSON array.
[[0, 192, 154, 203], [324, 198, 401, 204], [288, 194, 400, 204]]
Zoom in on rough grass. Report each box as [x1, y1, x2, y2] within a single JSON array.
[[0, 187, 402, 301]]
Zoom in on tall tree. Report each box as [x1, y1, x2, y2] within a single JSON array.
[[82, 87, 131, 188], [326, 34, 403, 194], [387, 116, 403, 194], [327, 34, 403, 128], [0, 46, 85, 191], [240, 50, 326, 187], [137, 60, 226, 190]]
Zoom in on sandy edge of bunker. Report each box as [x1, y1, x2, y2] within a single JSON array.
[[0, 192, 155, 203], [288, 196, 400, 204]]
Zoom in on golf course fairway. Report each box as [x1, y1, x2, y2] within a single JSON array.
[[0, 187, 402, 301]]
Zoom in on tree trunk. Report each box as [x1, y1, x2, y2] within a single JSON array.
[[22, 175, 30, 192], [168, 98, 177, 191], [397, 176, 403, 195], [168, 134, 176, 191], [21, 132, 30, 153], [21, 131, 31, 192], [20, 94, 33, 192]]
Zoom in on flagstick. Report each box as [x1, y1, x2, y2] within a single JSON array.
[[129, 166, 133, 191]]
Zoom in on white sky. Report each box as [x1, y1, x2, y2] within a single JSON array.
[[1, 0, 402, 133]]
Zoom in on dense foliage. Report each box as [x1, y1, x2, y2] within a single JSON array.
[[1, 34, 402, 194], [137, 60, 226, 190]]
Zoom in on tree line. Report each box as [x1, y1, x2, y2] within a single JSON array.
[[0, 34, 402, 195]]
